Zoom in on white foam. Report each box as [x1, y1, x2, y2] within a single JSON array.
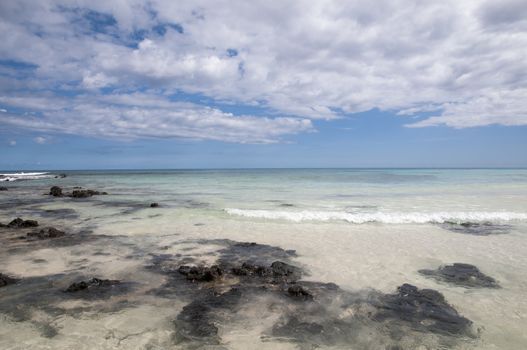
[[0, 172, 53, 182], [225, 208, 527, 224]]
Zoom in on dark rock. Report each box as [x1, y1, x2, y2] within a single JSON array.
[[70, 189, 99, 198], [271, 261, 302, 282], [49, 186, 63, 197], [419, 263, 500, 288], [0, 273, 18, 287], [150, 202, 159, 208], [273, 316, 324, 338], [217, 240, 297, 268], [287, 284, 314, 301], [174, 288, 242, 344], [160, 239, 476, 349], [231, 262, 272, 277], [54, 174, 67, 178], [373, 283, 473, 336], [178, 265, 223, 282], [441, 221, 510, 235], [65, 278, 120, 293], [234, 242, 257, 248], [0, 186, 8, 191], [7, 218, 39, 228], [27, 227, 65, 239]]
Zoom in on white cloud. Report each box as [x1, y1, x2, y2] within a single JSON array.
[[0, 0, 525, 139], [8, 140, 16, 146], [0, 94, 313, 143], [34, 136, 49, 144]]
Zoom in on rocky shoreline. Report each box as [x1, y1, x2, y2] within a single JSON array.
[[0, 185, 510, 349]]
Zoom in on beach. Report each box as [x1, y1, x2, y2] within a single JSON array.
[[1, 169, 527, 349]]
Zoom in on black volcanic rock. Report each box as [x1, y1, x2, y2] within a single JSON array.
[[271, 261, 302, 282], [287, 284, 313, 300], [373, 283, 473, 336], [49, 186, 63, 197], [0, 273, 18, 287], [419, 263, 500, 288], [148, 239, 476, 348], [50, 186, 108, 198], [70, 189, 105, 198], [178, 265, 223, 282], [441, 221, 510, 235], [7, 218, 39, 228], [27, 227, 65, 239], [65, 278, 120, 293]]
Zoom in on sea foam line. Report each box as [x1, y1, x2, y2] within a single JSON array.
[[225, 208, 527, 224], [0, 172, 53, 182]]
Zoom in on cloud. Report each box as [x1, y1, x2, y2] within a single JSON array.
[[34, 136, 49, 144], [8, 140, 16, 146], [0, 93, 313, 143], [0, 0, 526, 141], [406, 89, 527, 128]]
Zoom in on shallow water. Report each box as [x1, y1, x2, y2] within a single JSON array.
[[0, 169, 526, 349]]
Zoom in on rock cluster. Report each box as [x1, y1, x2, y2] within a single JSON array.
[[65, 278, 120, 293], [27, 227, 65, 239], [419, 263, 500, 288], [1, 217, 39, 228], [49, 186, 108, 198], [162, 241, 477, 348]]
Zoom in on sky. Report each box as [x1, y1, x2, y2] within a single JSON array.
[[0, 0, 526, 170]]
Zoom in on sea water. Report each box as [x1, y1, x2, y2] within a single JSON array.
[[0, 169, 526, 349]]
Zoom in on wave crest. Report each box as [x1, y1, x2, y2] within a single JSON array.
[[225, 208, 527, 224], [0, 172, 53, 182]]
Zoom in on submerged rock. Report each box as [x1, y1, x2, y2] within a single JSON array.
[[54, 174, 67, 178], [441, 221, 510, 235], [159, 239, 475, 349], [0, 186, 8, 191], [49, 186, 63, 197], [70, 189, 107, 198], [174, 288, 242, 345], [231, 262, 272, 277], [49, 186, 108, 198], [287, 284, 314, 301], [373, 283, 473, 336], [419, 263, 500, 288], [0, 273, 18, 287], [271, 261, 302, 282], [65, 278, 120, 293], [273, 316, 324, 338], [178, 265, 223, 282], [7, 218, 39, 228], [27, 227, 65, 239], [150, 202, 159, 208]]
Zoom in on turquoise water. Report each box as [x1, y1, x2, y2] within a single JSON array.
[[1, 169, 527, 349]]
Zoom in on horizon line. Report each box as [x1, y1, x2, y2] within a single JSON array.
[[2, 167, 527, 172]]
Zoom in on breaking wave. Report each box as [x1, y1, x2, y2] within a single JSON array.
[[225, 208, 527, 224], [0, 172, 54, 182]]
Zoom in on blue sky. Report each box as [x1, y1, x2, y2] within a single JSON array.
[[1, 1, 526, 169]]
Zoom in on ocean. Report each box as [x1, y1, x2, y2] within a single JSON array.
[[1, 169, 527, 349]]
